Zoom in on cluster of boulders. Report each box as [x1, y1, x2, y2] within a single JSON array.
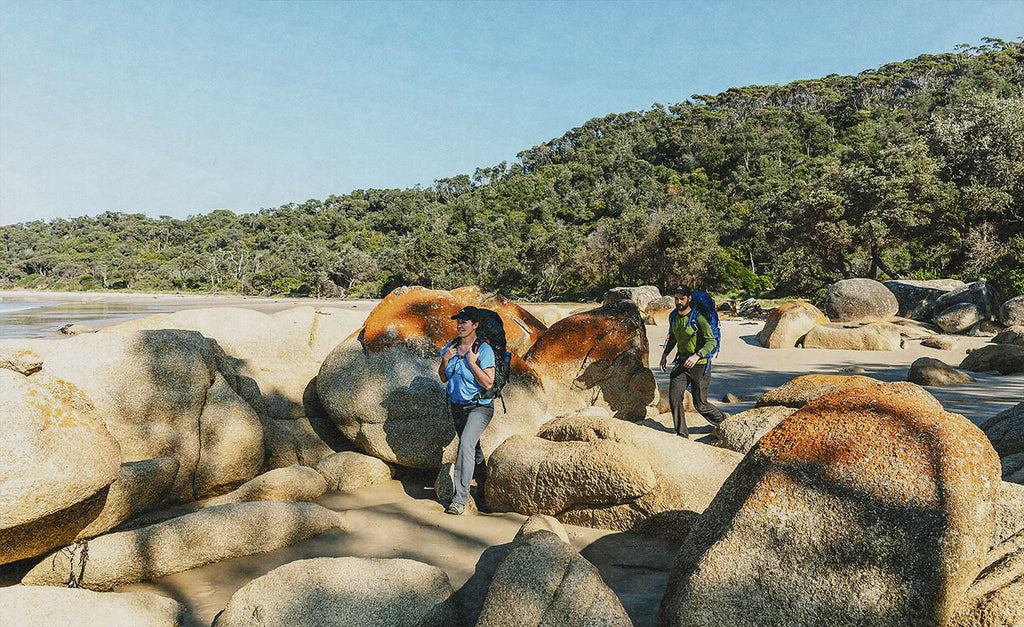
[[885, 278, 1019, 334], [3, 284, 1023, 626], [757, 279, 907, 351], [316, 286, 657, 470], [478, 375, 1024, 626], [0, 306, 391, 575], [756, 278, 1024, 370]]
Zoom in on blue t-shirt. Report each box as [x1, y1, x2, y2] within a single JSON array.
[[441, 340, 496, 405]]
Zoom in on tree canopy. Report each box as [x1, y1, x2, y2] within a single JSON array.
[[3, 40, 1023, 300]]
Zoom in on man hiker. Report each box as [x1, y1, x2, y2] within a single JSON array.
[[659, 285, 726, 437]]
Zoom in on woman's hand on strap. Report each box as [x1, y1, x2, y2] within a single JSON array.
[[443, 344, 458, 362]]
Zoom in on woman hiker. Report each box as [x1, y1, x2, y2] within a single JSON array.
[[438, 306, 495, 515]]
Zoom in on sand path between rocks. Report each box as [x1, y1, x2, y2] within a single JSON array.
[[119, 478, 680, 627]]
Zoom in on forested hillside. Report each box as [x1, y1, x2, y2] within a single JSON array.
[[3, 39, 1022, 301]]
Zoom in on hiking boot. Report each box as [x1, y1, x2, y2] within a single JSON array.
[[445, 502, 466, 515]]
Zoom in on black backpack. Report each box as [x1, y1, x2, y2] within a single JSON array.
[[473, 308, 511, 405], [446, 307, 512, 409]]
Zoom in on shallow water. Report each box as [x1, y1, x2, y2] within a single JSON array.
[[0, 292, 363, 340], [0, 299, 181, 339]]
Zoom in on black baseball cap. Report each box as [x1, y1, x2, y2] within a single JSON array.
[[451, 306, 480, 321], [670, 285, 691, 296]]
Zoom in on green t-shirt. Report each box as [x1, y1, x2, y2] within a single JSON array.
[[668, 311, 717, 365]]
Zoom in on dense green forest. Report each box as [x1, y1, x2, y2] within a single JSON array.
[[3, 39, 1022, 301]]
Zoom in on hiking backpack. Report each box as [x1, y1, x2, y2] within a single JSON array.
[[667, 291, 721, 374], [445, 307, 512, 410]]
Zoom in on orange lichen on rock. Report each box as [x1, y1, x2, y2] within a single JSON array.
[[755, 373, 879, 408], [361, 288, 464, 352], [754, 381, 1000, 523], [357, 286, 545, 379], [524, 301, 649, 366], [361, 286, 545, 354]]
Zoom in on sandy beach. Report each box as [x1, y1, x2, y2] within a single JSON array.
[[2, 291, 1020, 626]]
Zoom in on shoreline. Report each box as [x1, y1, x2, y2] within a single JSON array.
[[0, 288, 378, 305]]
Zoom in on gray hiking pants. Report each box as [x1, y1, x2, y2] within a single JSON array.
[[449, 401, 494, 506]]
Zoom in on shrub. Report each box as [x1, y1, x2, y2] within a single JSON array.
[[985, 235, 1024, 299]]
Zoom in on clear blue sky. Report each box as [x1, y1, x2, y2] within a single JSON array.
[[1, 0, 1021, 225]]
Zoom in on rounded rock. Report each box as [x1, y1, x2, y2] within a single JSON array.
[[820, 278, 899, 323]]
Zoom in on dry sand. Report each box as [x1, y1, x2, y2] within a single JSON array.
[[4, 293, 1021, 626]]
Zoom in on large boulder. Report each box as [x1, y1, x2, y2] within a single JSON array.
[[755, 302, 827, 348], [883, 279, 965, 320], [358, 286, 546, 357], [524, 300, 656, 421], [106, 306, 366, 470], [486, 435, 656, 516], [315, 451, 395, 492], [211, 557, 464, 627], [486, 410, 741, 539], [106, 306, 364, 421], [22, 501, 343, 589], [801, 321, 904, 350], [476, 517, 632, 627], [0, 367, 122, 565], [934, 303, 984, 334], [820, 278, 899, 323], [907, 357, 975, 386], [0, 330, 264, 502], [0, 586, 189, 627], [960, 344, 1024, 375], [1000, 295, 1024, 327], [934, 279, 1001, 321], [755, 374, 879, 408], [317, 337, 456, 468], [193, 371, 265, 497], [979, 403, 1024, 483], [712, 406, 799, 454], [992, 325, 1024, 347], [603, 285, 662, 313], [660, 382, 1001, 627], [317, 287, 550, 469]]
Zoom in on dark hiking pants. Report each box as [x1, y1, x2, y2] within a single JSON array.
[[669, 362, 724, 437]]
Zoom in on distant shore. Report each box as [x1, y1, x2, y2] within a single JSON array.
[[0, 289, 377, 306]]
